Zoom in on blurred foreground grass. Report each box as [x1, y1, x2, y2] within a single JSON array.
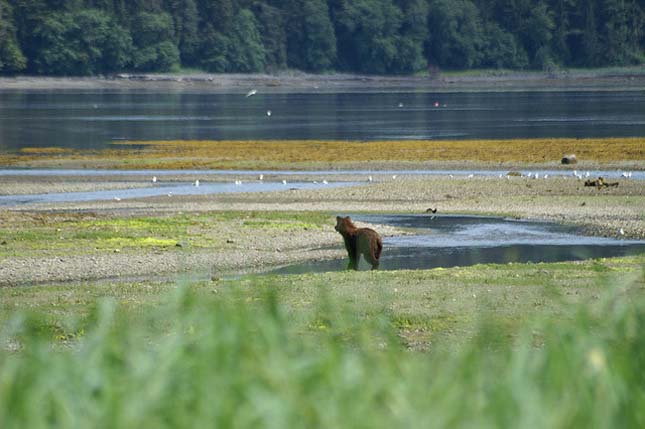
[[1, 256, 644, 428]]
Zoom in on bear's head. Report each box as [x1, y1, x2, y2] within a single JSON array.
[[335, 216, 355, 233]]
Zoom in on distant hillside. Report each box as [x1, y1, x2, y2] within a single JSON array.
[[0, 0, 643, 76]]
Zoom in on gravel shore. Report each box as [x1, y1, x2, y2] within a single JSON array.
[[1, 172, 643, 287], [2, 69, 645, 92], [0, 171, 643, 286], [6, 174, 640, 233]]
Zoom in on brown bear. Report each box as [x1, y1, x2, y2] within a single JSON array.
[[335, 216, 383, 270]]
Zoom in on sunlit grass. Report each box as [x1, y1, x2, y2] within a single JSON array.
[[2, 137, 643, 169], [18, 147, 75, 155], [0, 211, 334, 257]]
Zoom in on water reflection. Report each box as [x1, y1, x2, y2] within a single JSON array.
[[269, 215, 645, 274], [1, 91, 644, 150]]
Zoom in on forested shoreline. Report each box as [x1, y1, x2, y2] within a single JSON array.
[[0, 0, 643, 76]]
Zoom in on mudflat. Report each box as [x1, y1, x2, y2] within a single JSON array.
[[0, 170, 643, 286]]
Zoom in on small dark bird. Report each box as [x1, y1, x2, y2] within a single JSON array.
[[426, 208, 438, 214]]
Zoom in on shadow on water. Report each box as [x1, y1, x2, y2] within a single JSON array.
[[269, 214, 645, 274]]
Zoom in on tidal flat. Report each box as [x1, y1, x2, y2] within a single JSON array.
[[0, 137, 644, 286], [1, 135, 645, 427]]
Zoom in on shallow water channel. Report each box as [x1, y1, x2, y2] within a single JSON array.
[[269, 214, 645, 274], [0, 180, 359, 206], [0, 168, 642, 206]]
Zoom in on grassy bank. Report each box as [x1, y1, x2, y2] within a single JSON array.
[[2, 255, 643, 346], [1, 255, 644, 427], [2, 137, 644, 170]]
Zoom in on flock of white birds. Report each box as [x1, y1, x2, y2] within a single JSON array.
[[134, 169, 634, 194]]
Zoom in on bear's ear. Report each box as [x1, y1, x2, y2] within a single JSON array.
[[336, 216, 342, 221]]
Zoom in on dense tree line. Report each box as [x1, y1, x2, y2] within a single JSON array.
[[0, 0, 643, 75]]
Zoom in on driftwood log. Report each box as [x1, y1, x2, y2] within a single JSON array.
[[584, 177, 619, 188]]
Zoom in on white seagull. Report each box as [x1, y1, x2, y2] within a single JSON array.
[[282, 180, 287, 185], [194, 179, 200, 187], [258, 174, 264, 181], [245, 89, 257, 97], [152, 176, 157, 183], [322, 180, 328, 185], [368, 176, 373, 182], [266, 110, 272, 116]]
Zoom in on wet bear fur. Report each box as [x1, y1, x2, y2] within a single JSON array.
[[334, 216, 383, 270]]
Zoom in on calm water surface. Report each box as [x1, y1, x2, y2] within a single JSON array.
[[270, 214, 645, 274], [1, 90, 644, 150]]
